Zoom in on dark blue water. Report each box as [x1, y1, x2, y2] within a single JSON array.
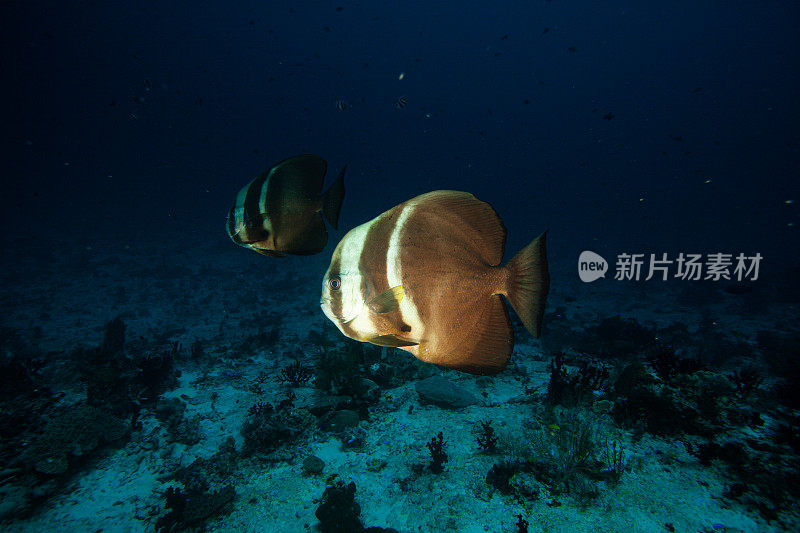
[[5, 1, 798, 261]]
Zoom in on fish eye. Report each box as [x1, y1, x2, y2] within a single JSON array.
[[328, 276, 341, 291]]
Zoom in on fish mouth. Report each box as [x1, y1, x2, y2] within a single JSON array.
[[320, 300, 358, 324], [228, 227, 254, 245], [231, 228, 259, 245]]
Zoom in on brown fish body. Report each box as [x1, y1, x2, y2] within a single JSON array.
[[226, 154, 346, 256], [321, 190, 548, 375]]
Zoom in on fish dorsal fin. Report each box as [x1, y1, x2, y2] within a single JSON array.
[[366, 334, 419, 347], [367, 286, 404, 314], [411, 191, 507, 266], [270, 154, 327, 202]]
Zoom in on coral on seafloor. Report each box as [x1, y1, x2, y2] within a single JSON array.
[[81, 317, 180, 418], [279, 360, 314, 387], [426, 432, 448, 474], [315, 480, 363, 533], [314, 479, 400, 533], [476, 420, 499, 453], [546, 352, 609, 407], [241, 400, 314, 456], [154, 484, 235, 532], [516, 514, 529, 533], [22, 405, 127, 475], [155, 398, 203, 446]]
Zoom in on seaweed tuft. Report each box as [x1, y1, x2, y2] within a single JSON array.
[[426, 432, 448, 473]]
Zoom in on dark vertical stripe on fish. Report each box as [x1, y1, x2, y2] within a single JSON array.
[[242, 172, 269, 241], [265, 168, 285, 245], [328, 253, 343, 322], [359, 213, 391, 301]]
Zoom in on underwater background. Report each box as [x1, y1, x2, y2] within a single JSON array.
[[1, 1, 799, 531]]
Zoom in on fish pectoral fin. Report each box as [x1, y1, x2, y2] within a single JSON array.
[[365, 334, 419, 348], [367, 286, 404, 314]]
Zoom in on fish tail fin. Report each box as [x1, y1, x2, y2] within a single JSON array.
[[322, 164, 346, 229], [504, 231, 549, 338]]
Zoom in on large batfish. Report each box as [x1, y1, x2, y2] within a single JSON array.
[[320, 190, 548, 375]]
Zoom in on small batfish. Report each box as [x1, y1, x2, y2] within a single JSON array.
[[320, 190, 549, 375], [227, 154, 346, 256]]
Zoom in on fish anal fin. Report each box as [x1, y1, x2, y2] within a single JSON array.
[[368, 286, 404, 314], [427, 295, 513, 376]]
